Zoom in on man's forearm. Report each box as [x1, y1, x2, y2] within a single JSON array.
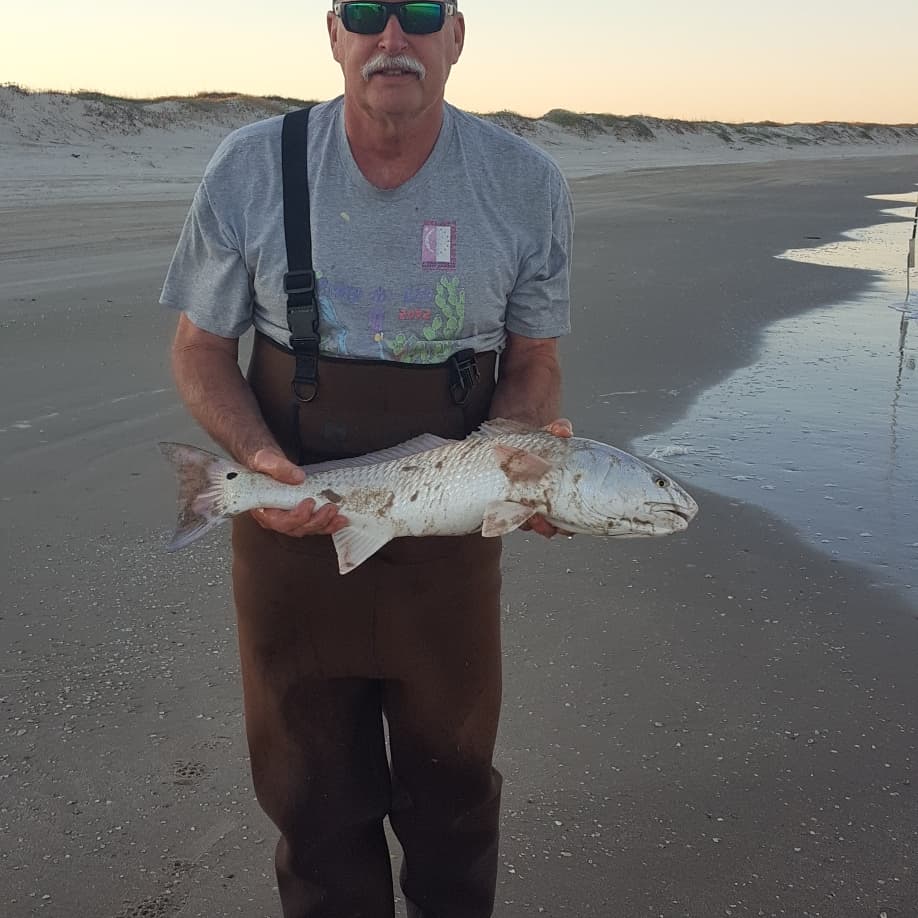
[[172, 339, 279, 466], [489, 335, 562, 427]]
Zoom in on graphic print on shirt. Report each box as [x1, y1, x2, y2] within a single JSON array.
[[316, 270, 468, 364], [315, 270, 350, 356], [421, 221, 456, 272], [390, 275, 466, 363], [368, 305, 386, 359]]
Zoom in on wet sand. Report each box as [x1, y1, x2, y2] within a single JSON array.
[[1, 155, 916, 916]]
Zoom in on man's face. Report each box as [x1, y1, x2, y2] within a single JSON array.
[[328, 2, 465, 120]]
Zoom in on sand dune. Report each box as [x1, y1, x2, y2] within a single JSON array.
[[3, 84, 918, 204]]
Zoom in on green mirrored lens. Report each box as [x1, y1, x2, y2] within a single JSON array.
[[399, 2, 444, 34], [344, 3, 388, 33]]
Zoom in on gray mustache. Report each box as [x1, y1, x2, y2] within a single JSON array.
[[361, 54, 427, 81]]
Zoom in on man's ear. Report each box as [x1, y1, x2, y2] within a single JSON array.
[[450, 12, 465, 64], [327, 10, 343, 64]]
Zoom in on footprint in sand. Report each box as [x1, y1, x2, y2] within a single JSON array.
[[170, 759, 208, 785]]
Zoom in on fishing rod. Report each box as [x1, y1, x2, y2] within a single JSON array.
[[889, 190, 917, 342], [907, 192, 917, 315], [887, 190, 916, 491]]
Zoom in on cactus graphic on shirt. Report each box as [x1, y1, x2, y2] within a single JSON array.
[[415, 276, 466, 362], [384, 276, 465, 363], [389, 332, 444, 363], [428, 276, 465, 339], [389, 332, 415, 362]]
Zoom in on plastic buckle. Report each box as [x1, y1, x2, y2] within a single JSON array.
[[291, 345, 319, 403], [288, 303, 318, 341], [448, 349, 479, 406], [284, 270, 316, 296]]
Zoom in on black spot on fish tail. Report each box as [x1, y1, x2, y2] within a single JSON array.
[[320, 488, 344, 504], [158, 442, 235, 550]]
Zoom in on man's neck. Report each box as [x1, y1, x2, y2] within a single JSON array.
[[343, 98, 445, 190]]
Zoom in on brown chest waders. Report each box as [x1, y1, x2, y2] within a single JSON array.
[[232, 106, 505, 918]]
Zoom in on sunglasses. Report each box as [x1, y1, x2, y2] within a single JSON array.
[[333, 2, 457, 36]]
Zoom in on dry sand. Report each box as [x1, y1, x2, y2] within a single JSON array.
[[1, 110, 917, 917]]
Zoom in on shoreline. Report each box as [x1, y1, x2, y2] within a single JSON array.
[[577, 158, 917, 610], [565, 155, 918, 440], [564, 154, 918, 612]]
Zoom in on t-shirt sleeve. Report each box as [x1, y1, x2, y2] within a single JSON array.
[[505, 165, 574, 339], [159, 175, 255, 339]]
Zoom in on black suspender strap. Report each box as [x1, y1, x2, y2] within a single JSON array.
[[281, 107, 319, 403]]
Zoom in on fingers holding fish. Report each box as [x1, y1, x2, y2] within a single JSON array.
[[543, 417, 573, 439], [521, 514, 573, 540], [249, 445, 307, 486], [252, 499, 349, 537], [247, 447, 349, 535], [521, 417, 575, 538], [247, 446, 346, 535]]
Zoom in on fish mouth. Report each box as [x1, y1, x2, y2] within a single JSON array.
[[647, 501, 698, 524], [604, 511, 690, 536], [645, 512, 688, 531]]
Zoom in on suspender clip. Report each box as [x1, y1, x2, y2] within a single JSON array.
[[448, 349, 480, 406]]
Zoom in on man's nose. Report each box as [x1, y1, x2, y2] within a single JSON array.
[[377, 10, 409, 53]]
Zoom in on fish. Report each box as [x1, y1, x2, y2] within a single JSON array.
[[159, 418, 698, 574]]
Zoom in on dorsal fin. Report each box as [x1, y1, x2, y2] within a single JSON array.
[[303, 433, 453, 474], [472, 418, 540, 439]]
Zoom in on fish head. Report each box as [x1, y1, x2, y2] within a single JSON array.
[[554, 440, 698, 537]]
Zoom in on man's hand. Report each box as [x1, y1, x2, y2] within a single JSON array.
[[249, 447, 349, 537], [543, 418, 573, 440], [524, 418, 574, 539]]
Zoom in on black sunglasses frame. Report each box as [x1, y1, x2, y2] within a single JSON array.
[[333, 1, 457, 36]]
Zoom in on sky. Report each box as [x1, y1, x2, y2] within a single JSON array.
[[3, 0, 916, 124]]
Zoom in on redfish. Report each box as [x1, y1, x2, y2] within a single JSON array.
[[160, 419, 698, 574]]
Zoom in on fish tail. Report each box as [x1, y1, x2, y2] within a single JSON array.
[[158, 442, 245, 550]]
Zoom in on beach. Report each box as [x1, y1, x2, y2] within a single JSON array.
[[1, 99, 917, 915]]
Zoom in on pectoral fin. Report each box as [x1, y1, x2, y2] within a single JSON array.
[[481, 500, 538, 537], [493, 444, 553, 483], [332, 521, 395, 574]]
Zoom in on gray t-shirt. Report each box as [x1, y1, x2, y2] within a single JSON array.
[[161, 97, 573, 364]]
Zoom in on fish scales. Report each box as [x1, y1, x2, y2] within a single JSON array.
[[160, 419, 698, 574], [307, 435, 558, 536], [233, 435, 554, 538]]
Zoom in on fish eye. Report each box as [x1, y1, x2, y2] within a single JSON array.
[[654, 476, 669, 488], [226, 472, 238, 480]]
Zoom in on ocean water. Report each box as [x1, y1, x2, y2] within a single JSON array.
[[634, 193, 918, 607]]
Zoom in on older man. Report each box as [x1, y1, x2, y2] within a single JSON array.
[[160, 2, 574, 915]]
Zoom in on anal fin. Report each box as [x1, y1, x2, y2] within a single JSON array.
[[332, 521, 395, 574]]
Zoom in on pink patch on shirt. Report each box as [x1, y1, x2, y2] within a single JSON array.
[[421, 221, 456, 270]]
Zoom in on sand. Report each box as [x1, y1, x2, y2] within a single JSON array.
[[1, 103, 917, 916]]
